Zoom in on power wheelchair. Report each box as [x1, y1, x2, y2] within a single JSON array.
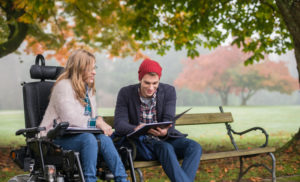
[[9, 55, 139, 182]]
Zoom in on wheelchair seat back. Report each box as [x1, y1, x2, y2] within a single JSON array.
[[23, 54, 63, 129]]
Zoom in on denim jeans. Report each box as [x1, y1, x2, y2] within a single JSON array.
[[54, 133, 128, 182], [141, 137, 202, 182]]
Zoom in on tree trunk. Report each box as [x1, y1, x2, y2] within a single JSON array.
[[218, 91, 229, 106], [0, 22, 28, 58], [0, 2, 28, 58], [276, 0, 300, 141], [240, 89, 257, 106], [276, 0, 300, 86], [276, 128, 300, 153], [241, 98, 247, 106], [221, 95, 228, 106]]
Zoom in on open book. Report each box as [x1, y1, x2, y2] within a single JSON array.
[[126, 121, 173, 138], [127, 108, 192, 138]]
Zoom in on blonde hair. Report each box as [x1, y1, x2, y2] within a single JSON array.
[[56, 49, 96, 106]]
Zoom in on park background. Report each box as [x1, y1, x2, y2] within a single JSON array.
[[1, 0, 300, 181], [0, 45, 299, 181]]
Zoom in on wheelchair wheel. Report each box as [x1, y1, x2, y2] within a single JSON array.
[[8, 174, 34, 182]]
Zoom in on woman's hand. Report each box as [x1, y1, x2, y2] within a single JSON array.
[[148, 124, 172, 137], [96, 117, 113, 136]]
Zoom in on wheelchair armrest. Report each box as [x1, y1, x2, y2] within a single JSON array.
[[47, 122, 69, 139], [16, 127, 46, 137]]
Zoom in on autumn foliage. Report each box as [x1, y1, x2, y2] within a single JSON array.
[[174, 46, 298, 105]]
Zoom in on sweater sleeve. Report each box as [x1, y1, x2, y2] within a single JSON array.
[[161, 85, 177, 138], [162, 85, 176, 122], [114, 87, 137, 135]]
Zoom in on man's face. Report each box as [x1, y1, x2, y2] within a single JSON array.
[[140, 73, 160, 98]]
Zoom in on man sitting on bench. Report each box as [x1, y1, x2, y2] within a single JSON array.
[[114, 58, 202, 182]]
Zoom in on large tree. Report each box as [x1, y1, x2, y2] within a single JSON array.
[[1, 0, 300, 79], [232, 60, 298, 105], [174, 46, 298, 105], [174, 46, 244, 105]]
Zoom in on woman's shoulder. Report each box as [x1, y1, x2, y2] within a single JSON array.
[[54, 79, 73, 91]]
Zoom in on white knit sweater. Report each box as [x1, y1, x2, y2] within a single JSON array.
[[39, 79, 97, 136]]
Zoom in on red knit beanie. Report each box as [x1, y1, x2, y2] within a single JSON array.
[[138, 58, 162, 81]]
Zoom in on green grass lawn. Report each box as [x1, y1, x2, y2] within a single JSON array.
[[0, 106, 299, 148], [174, 106, 300, 150], [0, 105, 299, 181], [0, 110, 25, 147]]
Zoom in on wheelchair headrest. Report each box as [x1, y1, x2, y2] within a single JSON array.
[[30, 54, 64, 81]]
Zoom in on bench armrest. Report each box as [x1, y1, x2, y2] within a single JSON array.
[[225, 123, 269, 150], [219, 106, 269, 150]]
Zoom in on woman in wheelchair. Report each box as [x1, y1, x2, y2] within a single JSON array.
[[39, 49, 128, 182]]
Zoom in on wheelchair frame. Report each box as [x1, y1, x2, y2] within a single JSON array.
[[10, 55, 139, 182]]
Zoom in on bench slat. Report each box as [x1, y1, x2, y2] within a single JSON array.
[[133, 147, 276, 168], [103, 116, 114, 127], [201, 147, 276, 160], [176, 112, 233, 125], [103, 112, 234, 127]]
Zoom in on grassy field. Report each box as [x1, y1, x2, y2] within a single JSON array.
[[0, 110, 25, 147], [1, 106, 298, 148], [0, 105, 299, 181]]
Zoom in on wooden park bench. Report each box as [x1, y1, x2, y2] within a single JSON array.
[[103, 106, 276, 182]]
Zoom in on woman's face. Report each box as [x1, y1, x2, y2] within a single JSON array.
[[84, 61, 96, 84]]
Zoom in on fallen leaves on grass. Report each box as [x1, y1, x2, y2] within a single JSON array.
[[2, 167, 11, 172], [277, 165, 284, 171], [1, 138, 299, 182], [224, 167, 228, 173], [0, 148, 19, 171], [204, 167, 213, 173], [249, 176, 262, 182], [140, 142, 300, 182], [0, 147, 24, 181]]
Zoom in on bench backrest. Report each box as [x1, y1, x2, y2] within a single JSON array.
[[103, 112, 233, 128]]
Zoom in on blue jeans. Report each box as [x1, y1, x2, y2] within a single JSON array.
[[141, 137, 202, 182], [54, 133, 128, 182]]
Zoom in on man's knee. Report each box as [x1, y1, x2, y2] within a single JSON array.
[[188, 140, 202, 157], [155, 141, 174, 153]]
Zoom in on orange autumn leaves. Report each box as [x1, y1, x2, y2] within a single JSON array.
[[15, 0, 144, 65], [174, 45, 298, 104]]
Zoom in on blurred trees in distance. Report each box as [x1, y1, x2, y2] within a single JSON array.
[[174, 46, 298, 105]]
